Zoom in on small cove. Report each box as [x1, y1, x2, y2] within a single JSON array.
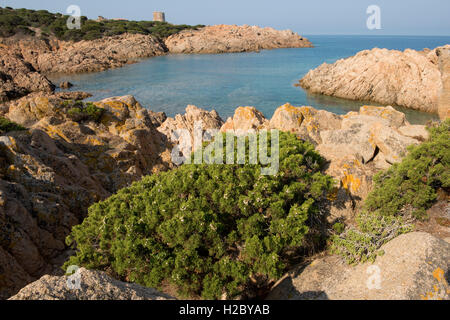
[[49, 35, 450, 124]]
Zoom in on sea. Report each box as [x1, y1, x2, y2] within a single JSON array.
[[49, 35, 450, 124]]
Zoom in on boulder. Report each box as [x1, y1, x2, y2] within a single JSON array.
[[9, 268, 174, 300], [221, 106, 267, 132], [158, 105, 224, 157], [359, 105, 407, 128], [269, 103, 304, 132], [398, 125, 430, 141], [59, 81, 73, 89], [370, 122, 419, 164], [267, 232, 450, 300]]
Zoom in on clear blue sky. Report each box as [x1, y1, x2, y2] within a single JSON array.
[[2, 0, 450, 36]]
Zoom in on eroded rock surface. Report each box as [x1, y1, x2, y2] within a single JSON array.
[[220, 103, 426, 223], [0, 47, 54, 102], [0, 95, 172, 299], [267, 232, 450, 300], [158, 105, 224, 160], [299, 46, 450, 114], [2, 34, 167, 74], [9, 268, 175, 300], [165, 24, 312, 54]]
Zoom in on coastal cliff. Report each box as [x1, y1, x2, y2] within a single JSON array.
[[299, 46, 450, 118], [164, 24, 312, 54]]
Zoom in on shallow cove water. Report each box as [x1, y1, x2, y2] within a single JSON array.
[[49, 35, 450, 124]]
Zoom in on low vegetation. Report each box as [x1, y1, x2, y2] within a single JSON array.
[[0, 7, 203, 41], [0, 117, 26, 133], [61, 100, 104, 123], [332, 120, 450, 264], [65, 132, 334, 299]]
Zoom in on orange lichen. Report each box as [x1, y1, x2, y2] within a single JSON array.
[[341, 173, 361, 193], [235, 106, 258, 121], [44, 125, 72, 143], [433, 268, 445, 282]]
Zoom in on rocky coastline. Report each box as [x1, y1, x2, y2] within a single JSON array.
[[299, 46, 450, 118], [0, 91, 448, 299], [0, 24, 311, 103], [0, 14, 448, 300]]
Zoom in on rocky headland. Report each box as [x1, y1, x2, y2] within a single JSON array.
[[299, 46, 450, 118], [164, 24, 313, 54]]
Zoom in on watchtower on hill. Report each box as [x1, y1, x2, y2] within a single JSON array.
[[153, 12, 166, 22]]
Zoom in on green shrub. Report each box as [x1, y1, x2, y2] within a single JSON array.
[[365, 119, 449, 219], [0, 117, 26, 133], [331, 212, 414, 264], [0, 7, 203, 41], [332, 119, 449, 264], [63, 100, 104, 123], [65, 131, 334, 299]]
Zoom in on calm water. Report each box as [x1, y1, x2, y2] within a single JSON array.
[[50, 35, 450, 124]]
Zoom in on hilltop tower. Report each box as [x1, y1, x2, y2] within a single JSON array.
[[153, 12, 166, 22]]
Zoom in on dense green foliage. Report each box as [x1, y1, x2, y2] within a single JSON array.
[[0, 117, 26, 133], [365, 119, 450, 219], [332, 120, 450, 264], [62, 100, 104, 123], [0, 7, 203, 41], [65, 132, 334, 299]]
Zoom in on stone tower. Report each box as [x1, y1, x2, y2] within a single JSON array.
[[153, 12, 166, 22]]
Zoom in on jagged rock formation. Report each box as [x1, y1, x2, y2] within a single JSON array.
[[299, 46, 450, 116], [1, 33, 167, 74], [9, 268, 174, 300], [0, 95, 172, 299], [267, 232, 450, 300], [157, 105, 224, 159], [0, 47, 54, 102], [165, 24, 312, 54], [220, 104, 426, 223]]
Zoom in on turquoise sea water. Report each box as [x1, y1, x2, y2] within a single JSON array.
[[50, 35, 450, 124]]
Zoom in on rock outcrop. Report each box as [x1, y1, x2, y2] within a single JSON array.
[[165, 24, 312, 54], [437, 46, 450, 119], [299, 46, 450, 115], [0, 47, 54, 102], [1, 33, 167, 74], [0, 95, 172, 299], [9, 268, 174, 300], [220, 103, 426, 223], [158, 105, 224, 159], [267, 232, 450, 300]]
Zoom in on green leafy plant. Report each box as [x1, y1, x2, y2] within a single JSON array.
[[65, 131, 334, 299], [332, 119, 450, 264]]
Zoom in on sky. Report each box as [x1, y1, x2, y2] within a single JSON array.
[[2, 0, 450, 36]]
